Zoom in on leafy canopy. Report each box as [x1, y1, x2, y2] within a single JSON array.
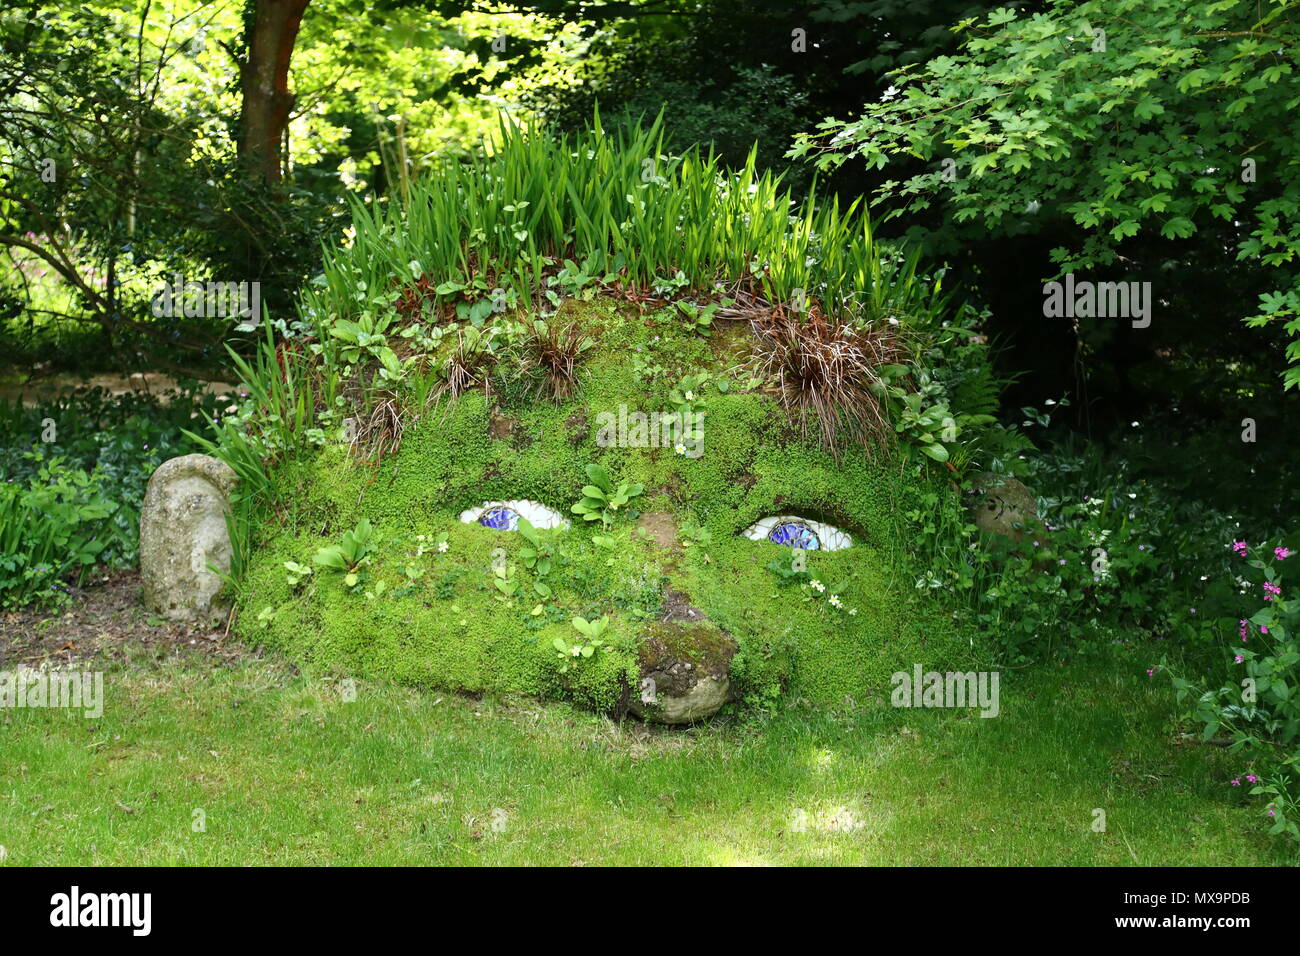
[[791, 0, 1300, 388]]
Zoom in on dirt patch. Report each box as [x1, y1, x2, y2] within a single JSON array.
[[660, 587, 702, 624], [487, 407, 517, 440], [0, 372, 237, 406], [0, 569, 258, 669], [651, 474, 686, 505], [636, 512, 680, 551], [488, 407, 532, 450], [709, 318, 755, 368], [564, 410, 589, 446]]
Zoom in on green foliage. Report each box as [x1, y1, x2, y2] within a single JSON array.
[[674, 300, 719, 337], [1164, 541, 1300, 844], [541, 61, 814, 185], [517, 517, 561, 582], [793, 0, 1300, 387], [667, 372, 712, 417], [0, 2, 332, 364], [765, 548, 813, 587], [283, 560, 312, 589], [329, 312, 405, 385], [0, 457, 115, 607], [0, 385, 218, 606], [679, 518, 712, 550], [905, 427, 1230, 665], [202, 112, 1001, 490], [554, 615, 612, 673], [303, 112, 946, 354], [236, 325, 970, 713], [186, 321, 335, 578], [312, 518, 377, 590], [570, 463, 644, 526], [865, 312, 1006, 468], [529, 0, 1006, 191]]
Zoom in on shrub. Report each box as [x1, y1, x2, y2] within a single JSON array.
[[0, 455, 117, 607], [0, 385, 221, 606], [903, 417, 1252, 665], [1164, 540, 1300, 844]]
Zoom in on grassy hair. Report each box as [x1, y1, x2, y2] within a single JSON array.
[[299, 111, 947, 333]]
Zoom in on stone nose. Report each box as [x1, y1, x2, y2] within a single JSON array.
[[629, 588, 736, 725]]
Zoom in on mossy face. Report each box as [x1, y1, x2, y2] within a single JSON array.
[[240, 299, 968, 719]]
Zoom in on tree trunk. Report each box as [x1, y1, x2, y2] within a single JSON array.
[[238, 0, 311, 183]]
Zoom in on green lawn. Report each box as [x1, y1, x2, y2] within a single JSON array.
[[0, 647, 1286, 865]]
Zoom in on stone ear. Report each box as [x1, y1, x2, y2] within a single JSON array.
[[140, 454, 237, 624]]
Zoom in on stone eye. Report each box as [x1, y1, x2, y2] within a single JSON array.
[[459, 500, 568, 531], [740, 516, 852, 551]]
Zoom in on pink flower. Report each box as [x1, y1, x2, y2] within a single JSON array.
[[1235, 655, 1244, 663], [1246, 773, 1258, 783], [1232, 541, 1248, 557], [1275, 547, 1292, 561], [1230, 778, 1241, 786]]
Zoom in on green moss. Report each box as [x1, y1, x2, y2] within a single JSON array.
[[237, 296, 966, 716]]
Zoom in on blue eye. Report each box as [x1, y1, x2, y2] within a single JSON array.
[[478, 507, 520, 531], [769, 522, 821, 550], [741, 516, 852, 551], [460, 500, 569, 531]]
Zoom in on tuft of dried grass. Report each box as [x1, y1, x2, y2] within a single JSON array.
[[751, 306, 902, 458], [514, 318, 593, 403], [350, 392, 404, 465], [436, 327, 497, 402]]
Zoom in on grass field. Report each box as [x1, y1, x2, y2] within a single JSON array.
[[0, 639, 1286, 867]]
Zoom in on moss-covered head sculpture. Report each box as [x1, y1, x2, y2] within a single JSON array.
[[226, 116, 990, 723], [239, 298, 968, 723]]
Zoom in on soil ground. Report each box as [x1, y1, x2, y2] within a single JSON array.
[[0, 569, 257, 670]]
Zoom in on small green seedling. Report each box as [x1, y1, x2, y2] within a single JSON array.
[[312, 518, 376, 590], [284, 561, 313, 588], [553, 615, 611, 673], [571, 464, 644, 526]]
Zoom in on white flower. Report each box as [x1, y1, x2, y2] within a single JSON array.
[[685, 390, 695, 401], [571, 646, 582, 657], [810, 580, 826, 593], [438, 541, 449, 553], [828, 595, 842, 608], [848, 608, 858, 616], [675, 443, 687, 455]]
